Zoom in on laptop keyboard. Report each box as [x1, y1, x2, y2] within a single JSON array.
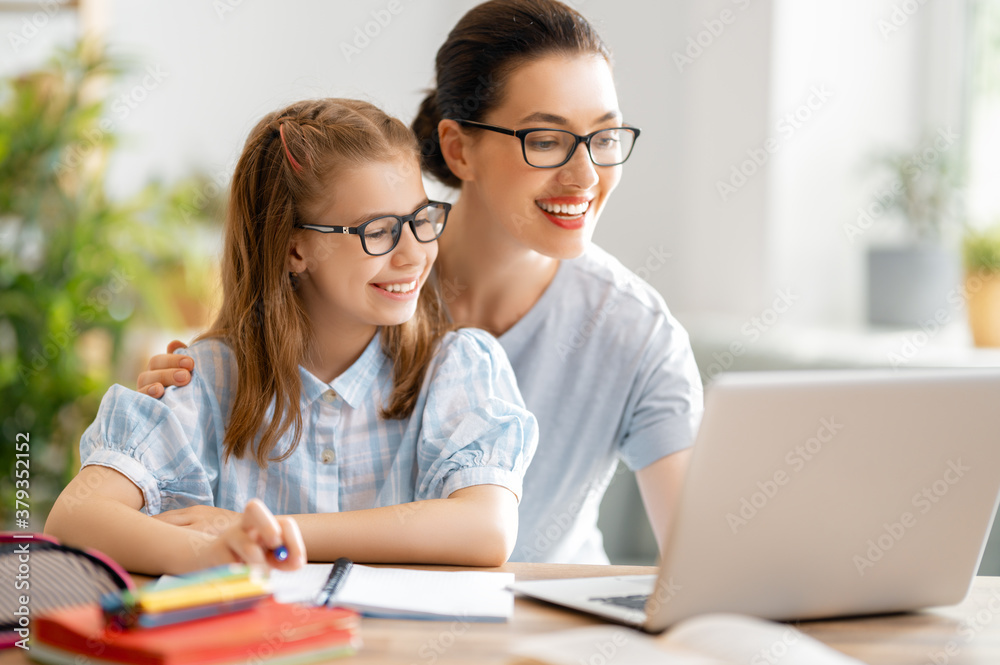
[[588, 593, 649, 611]]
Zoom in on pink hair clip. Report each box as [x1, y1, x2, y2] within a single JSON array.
[[279, 123, 304, 173]]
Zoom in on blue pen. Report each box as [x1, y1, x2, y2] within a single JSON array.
[[271, 545, 289, 562]]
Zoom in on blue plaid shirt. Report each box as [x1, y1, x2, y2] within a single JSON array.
[[79, 329, 537, 516]]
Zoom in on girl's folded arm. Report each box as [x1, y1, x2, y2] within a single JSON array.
[[44, 465, 221, 575], [291, 483, 518, 567], [44, 465, 307, 575]]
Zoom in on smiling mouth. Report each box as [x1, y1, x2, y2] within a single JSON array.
[[373, 280, 418, 294], [535, 200, 592, 218]]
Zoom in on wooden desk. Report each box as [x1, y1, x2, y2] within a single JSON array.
[[5, 564, 1000, 664]]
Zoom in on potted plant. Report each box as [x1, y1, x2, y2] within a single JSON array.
[[963, 226, 1000, 347], [0, 40, 220, 527], [866, 134, 963, 327]]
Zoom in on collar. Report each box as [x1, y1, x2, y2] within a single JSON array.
[[298, 332, 386, 410]]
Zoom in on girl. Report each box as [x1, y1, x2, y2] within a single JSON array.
[[46, 98, 537, 575], [140, 0, 701, 565]]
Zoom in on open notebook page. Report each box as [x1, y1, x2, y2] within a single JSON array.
[[270, 563, 514, 621]]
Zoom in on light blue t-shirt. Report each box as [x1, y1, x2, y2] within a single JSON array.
[[79, 329, 537, 516], [499, 244, 704, 563]]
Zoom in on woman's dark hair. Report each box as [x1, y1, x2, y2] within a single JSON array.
[[412, 0, 611, 187]]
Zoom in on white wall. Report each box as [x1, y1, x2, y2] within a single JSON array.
[[3, 0, 964, 332], [766, 1, 918, 328], [97, 1, 457, 198], [766, 0, 967, 329], [579, 0, 775, 324]]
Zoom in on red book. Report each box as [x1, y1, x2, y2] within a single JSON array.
[[31, 598, 360, 665]]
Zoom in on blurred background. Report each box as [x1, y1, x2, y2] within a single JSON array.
[[2, 0, 1000, 567]]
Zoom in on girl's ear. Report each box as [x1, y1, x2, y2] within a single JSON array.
[[438, 119, 475, 182], [287, 233, 310, 275]]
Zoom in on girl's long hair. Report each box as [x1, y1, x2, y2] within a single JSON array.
[[201, 98, 448, 466]]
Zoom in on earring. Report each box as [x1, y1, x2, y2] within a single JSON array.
[[289, 271, 301, 289]]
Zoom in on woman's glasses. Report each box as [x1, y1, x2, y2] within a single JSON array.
[[296, 201, 450, 257], [452, 119, 640, 168]]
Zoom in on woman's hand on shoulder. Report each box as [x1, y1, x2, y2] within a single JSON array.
[[213, 498, 306, 570], [137, 340, 193, 398]]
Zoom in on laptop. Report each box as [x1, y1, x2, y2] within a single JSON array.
[[512, 369, 1000, 632]]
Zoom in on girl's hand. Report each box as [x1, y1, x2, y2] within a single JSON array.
[[138, 340, 192, 398], [214, 498, 306, 570], [153, 505, 241, 535]]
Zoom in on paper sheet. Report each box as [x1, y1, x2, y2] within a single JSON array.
[[268, 562, 334, 604], [269, 563, 514, 620]]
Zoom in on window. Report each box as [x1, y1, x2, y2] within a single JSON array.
[[965, 0, 1000, 228]]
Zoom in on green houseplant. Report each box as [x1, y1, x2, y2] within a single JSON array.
[[962, 226, 1000, 347], [866, 134, 963, 327], [0, 40, 220, 528]]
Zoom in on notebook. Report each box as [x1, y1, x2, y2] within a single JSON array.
[[270, 563, 514, 621], [512, 369, 1000, 632], [31, 596, 360, 665]]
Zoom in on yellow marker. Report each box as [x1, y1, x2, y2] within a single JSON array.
[[136, 578, 270, 614], [153, 564, 254, 590]]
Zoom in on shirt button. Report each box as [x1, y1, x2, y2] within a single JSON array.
[[321, 449, 336, 464], [322, 390, 337, 404]]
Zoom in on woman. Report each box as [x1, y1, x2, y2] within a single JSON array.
[[140, 0, 702, 564]]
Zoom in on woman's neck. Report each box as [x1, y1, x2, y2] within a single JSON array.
[[435, 193, 560, 337]]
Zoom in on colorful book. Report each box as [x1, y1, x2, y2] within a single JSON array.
[[31, 597, 360, 665]]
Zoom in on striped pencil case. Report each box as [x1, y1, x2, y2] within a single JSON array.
[[1, 532, 135, 649]]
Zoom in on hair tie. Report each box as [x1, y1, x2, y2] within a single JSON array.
[[279, 123, 304, 173]]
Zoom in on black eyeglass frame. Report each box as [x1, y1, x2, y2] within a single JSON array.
[[451, 119, 641, 168], [295, 200, 451, 257]]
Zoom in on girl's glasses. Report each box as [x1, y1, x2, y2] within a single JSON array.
[[452, 119, 640, 168], [296, 201, 450, 257]]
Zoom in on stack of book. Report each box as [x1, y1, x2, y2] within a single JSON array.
[[31, 564, 360, 665]]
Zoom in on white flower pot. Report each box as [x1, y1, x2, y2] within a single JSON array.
[[867, 246, 961, 327]]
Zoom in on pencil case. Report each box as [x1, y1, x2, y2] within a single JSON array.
[[1, 531, 135, 649]]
